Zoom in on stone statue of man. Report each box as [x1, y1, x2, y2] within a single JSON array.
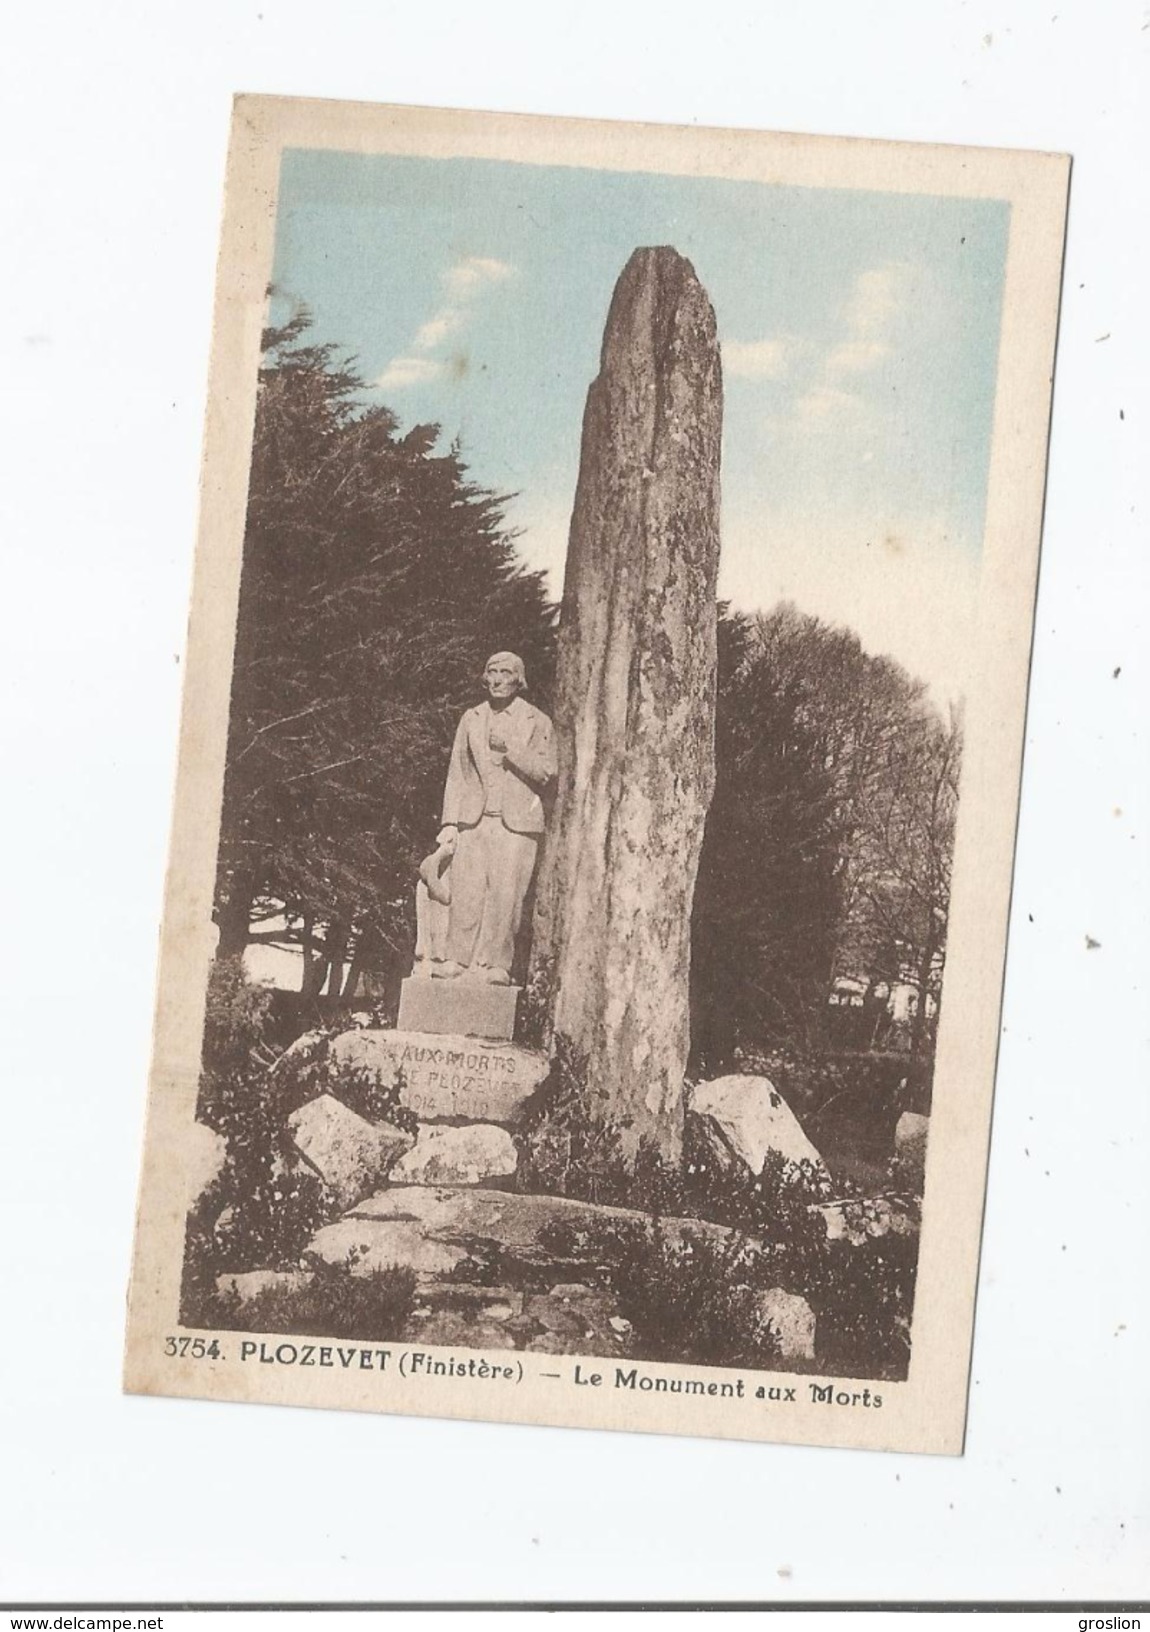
[[414, 651, 556, 986]]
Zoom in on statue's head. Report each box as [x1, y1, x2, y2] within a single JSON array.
[[483, 651, 527, 701]]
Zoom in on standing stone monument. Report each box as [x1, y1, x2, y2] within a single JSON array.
[[530, 246, 723, 1164]]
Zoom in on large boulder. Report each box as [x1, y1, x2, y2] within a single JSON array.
[[215, 1268, 313, 1308], [306, 1184, 731, 1285], [389, 1123, 518, 1187], [286, 1093, 413, 1210], [893, 1111, 930, 1191], [688, 1075, 829, 1183], [327, 1029, 548, 1127], [755, 1287, 816, 1363], [308, 1214, 467, 1280], [529, 246, 723, 1166]]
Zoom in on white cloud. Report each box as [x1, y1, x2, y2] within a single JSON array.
[[413, 309, 463, 351], [826, 339, 888, 375], [374, 356, 444, 391], [444, 255, 516, 298], [375, 256, 517, 390], [843, 262, 911, 340], [790, 384, 868, 433], [723, 337, 792, 380], [765, 260, 917, 442]]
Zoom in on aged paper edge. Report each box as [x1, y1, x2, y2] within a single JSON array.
[[123, 94, 1070, 1455]]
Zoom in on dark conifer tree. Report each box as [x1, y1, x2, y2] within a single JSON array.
[[214, 312, 556, 994]]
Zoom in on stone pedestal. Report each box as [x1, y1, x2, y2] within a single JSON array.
[[327, 1028, 548, 1126], [397, 975, 519, 1041]]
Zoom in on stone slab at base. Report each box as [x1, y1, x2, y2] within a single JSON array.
[[328, 1029, 549, 1125], [309, 1185, 732, 1283], [397, 975, 519, 1041]]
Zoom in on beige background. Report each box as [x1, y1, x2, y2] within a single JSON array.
[[4, 0, 1147, 1603]]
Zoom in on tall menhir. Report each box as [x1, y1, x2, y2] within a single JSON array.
[[530, 246, 723, 1165]]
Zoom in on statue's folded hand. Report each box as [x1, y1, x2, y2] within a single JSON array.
[[504, 737, 557, 787]]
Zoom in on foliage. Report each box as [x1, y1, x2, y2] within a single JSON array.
[[180, 1183, 230, 1329], [760, 1048, 912, 1185], [187, 961, 336, 1312], [591, 1224, 784, 1369], [212, 1252, 418, 1343], [268, 1029, 419, 1137], [838, 704, 961, 1067], [184, 961, 428, 1329], [325, 1059, 419, 1137], [692, 609, 849, 1071], [215, 309, 557, 995], [806, 1225, 918, 1380], [201, 955, 277, 1079], [692, 603, 961, 1075], [515, 951, 555, 1052], [517, 1040, 827, 1221], [516, 1042, 915, 1377], [514, 1037, 685, 1214]]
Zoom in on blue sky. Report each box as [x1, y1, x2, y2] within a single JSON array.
[[269, 149, 1009, 702]]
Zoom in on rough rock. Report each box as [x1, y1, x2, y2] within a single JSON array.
[[271, 1029, 328, 1074], [529, 246, 723, 1165], [306, 1216, 468, 1280], [286, 1093, 412, 1210], [523, 1287, 626, 1351], [688, 1074, 829, 1182], [327, 1029, 548, 1126], [389, 1123, 518, 1187], [215, 1268, 313, 1307], [893, 1111, 930, 1191], [403, 1313, 515, 1350], [306, 1185, 730, 1287], [185, 1122, 228, 1211], [755, 1287, 817, 1363], [408, 1283, 525, 1322], [815, 1195, 919, 1244]]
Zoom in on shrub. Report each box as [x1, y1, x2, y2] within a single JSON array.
[[200, 956, 276, 1082], [179, 1181, 230, 1328], [538, 1218, 783, 1369], [182, 962, 337, 1317], [513, 1037, 635, 1207], [517, 1042, 918, 1378], [805, 1226, 918, 1380], [516, 952, 555, 1051], [213, 1251, 418, 1342], [257, 1028, 419, 1136], [317, 1055, 418, 1138]]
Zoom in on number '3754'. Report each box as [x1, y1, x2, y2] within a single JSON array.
[[164, 1336, 222, 1359]]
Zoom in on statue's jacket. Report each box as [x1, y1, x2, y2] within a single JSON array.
[[441, 698, 557, 835]]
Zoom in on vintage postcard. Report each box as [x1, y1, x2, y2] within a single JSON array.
[[124, 95, 1068, 1453]]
